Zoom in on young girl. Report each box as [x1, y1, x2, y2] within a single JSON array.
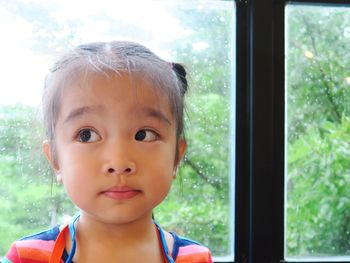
[[3, 41, 213, 263]]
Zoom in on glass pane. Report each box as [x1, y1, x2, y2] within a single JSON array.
[[0, 0, 235, 259], [285, 4, 350, 261]]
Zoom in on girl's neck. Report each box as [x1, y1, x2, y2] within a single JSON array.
[[77, 212, 155, 244], [67, 212, 164, 262]]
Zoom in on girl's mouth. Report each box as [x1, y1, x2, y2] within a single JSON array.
[[101, 186, 141, 200]]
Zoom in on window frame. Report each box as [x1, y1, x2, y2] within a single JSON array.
[[234, 0, 284, 262], [233, 0, 350, 263]]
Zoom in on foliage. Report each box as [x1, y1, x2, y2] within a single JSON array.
[[287, 117, 350, 256], [286, 5, 350, 257], [155, 6, 233, 255], [155, 93, 231, 256]]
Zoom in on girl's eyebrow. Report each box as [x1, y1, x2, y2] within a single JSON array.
[[141, 107, 172, 126], [63, 105, 103, 124], [63, 105, 171, 125]]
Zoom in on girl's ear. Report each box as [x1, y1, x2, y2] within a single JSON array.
[[42, 140, 61, 182], [175, 138, 187, 166]]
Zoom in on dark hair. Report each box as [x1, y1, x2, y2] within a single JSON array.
[[42, 41, 188, 162]]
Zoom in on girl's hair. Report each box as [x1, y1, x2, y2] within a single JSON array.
[[42, 41, 188, 162]]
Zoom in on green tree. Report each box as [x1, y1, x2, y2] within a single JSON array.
[[0, 105, 74, 255], [155, 6, 233, 255], [286, 6, 350, 256]]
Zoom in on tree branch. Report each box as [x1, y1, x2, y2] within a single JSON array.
[[301, 13, 342, 123], [184, 158, 221, 189]]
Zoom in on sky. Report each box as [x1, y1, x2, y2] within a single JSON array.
[[0, 0, 204, 106], [0, 0, 233, 106]]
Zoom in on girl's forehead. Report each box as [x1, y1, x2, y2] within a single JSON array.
[[59, 71, 174, 118]]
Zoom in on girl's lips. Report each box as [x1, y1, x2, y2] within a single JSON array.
[[101, 186, 141, 200]]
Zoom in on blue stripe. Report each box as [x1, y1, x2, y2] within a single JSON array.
[[20, 226, 60, 241], [65, 212, 80, 263], [154, 221, 174, 263]]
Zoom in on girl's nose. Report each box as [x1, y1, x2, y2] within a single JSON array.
[[106, 165, 135, 175], [103, 144, 136, 176]]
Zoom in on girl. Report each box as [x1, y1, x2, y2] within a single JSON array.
[[3, 41, 213, 263]]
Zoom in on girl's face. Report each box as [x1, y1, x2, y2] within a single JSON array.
[[43, 73, 186, 225]]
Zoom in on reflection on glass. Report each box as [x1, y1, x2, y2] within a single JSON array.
[[0, 0, 235, 258], [285, 4, 350, 261]]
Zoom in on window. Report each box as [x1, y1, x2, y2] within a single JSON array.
[[234, 0, 350, 263], [285, 3, 350, 261], [1, 0, 349, 262], [0, 0, 235, 261]]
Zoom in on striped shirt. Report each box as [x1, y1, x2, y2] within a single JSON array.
[[3, 224, 213, 263]]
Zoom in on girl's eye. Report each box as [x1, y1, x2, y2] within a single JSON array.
[[77, 129, 100, 143], [135, 129, 159, 142]]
